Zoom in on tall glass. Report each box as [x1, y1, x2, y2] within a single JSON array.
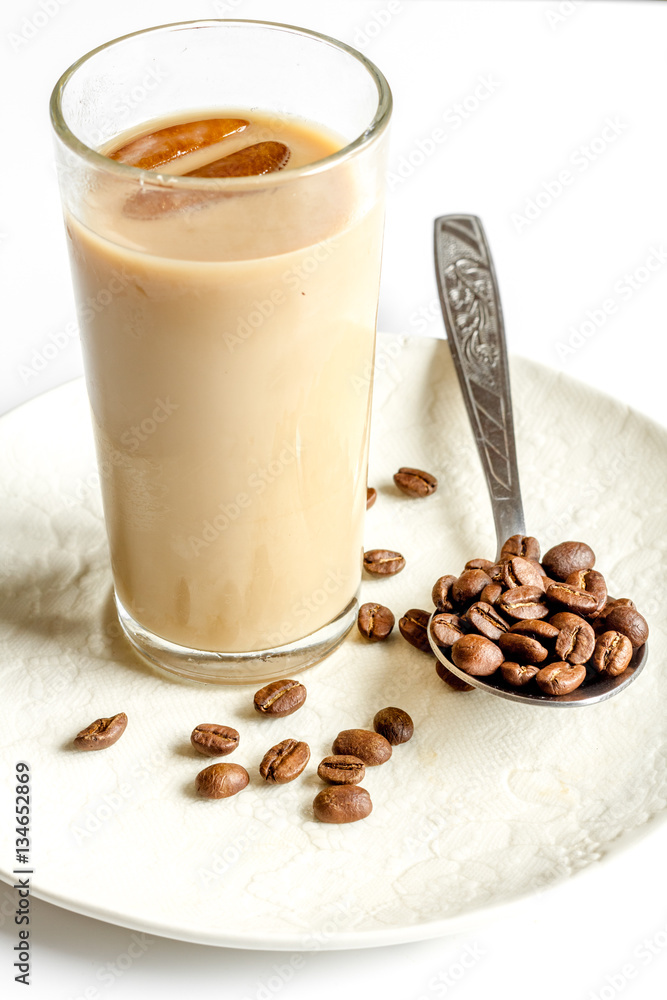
[[50, 20, 391, 683]]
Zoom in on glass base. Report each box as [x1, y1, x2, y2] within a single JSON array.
[[115, 593, 358, 684]]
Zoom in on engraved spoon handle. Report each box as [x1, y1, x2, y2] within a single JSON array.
[[434, 215, 525, 559]]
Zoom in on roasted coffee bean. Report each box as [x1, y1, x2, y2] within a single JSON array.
[[498, 632, 549, 664], [549, 611, 584, 631], [333, 729, 392, 766], [253, 679, 307, 717], [480, 582, 503, 605], [464, 602, 510, 641], [486, 563, 505, 583], [430, 613, 466, 647], [601, 606, 648, 648], [195, 762, 249, 799], [465, 558, 495, 571], [528, 558, 547, 577], [74, 712, 127, 751], [500, 534, 541, 560], [366, 487, 377, 509], [357, 602, 395, 641], [373, 707, 414, 745], [363, 549, 405, 576], [502, 556, 545, 591], [432, 574, 457, 612], [601, 597, 635, 615], [542, 541, 595, 581], [554, 615, 595, 664], [501, 662, 540, 687], [509, 619, 559, 644], [399, 608, 432, 652], [566, 568, 607, 613], [259, 739, 310, 784], [435, 660, 475, 691], [536, 662, 586, 696], [313, 785, 372, 824], [451, 569, 492, 605], [546, 582, 598, 615], [497, 586, 549, 620], [317, 755, 365, 785], [592, 631, 633, 676], [190, 724, 240, 757], [451, 634, 504, 676], [393, 467, 438, 497]]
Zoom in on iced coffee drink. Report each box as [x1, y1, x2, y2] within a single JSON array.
[[51, 21, 391, 681]]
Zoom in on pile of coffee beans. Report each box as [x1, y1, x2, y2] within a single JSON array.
[[360, 522, 649, 697], [72, 683, 413, 823]]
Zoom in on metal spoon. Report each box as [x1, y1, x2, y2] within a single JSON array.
[[429, 214, 646, 706]]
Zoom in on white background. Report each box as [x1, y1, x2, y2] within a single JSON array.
[[2, 0, 667, 998]]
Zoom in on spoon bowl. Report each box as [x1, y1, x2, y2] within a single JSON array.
[[432, 214, 647, 705]]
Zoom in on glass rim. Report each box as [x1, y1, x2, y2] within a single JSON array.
[[49, 18, 393, 190]]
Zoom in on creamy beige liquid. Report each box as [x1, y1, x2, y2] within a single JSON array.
[[66, 111, 384, 652]]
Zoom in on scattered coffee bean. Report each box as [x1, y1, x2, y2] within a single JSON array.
[[498, 632, 549, 665], [502, 556, 545, 591], [332, 729, 392, 766], [190, 724, 240, 757], [501, 662, 540, 687], [601, 606, 649, 648], [259, 739, 310, 784], [313, 785, 372, 824], [592, 631, 633, 676], [546, 582, 598, 615], [373, 707, 414, 745], [253, 679, 307, 717], [73, 712, 127, 751], [366, 487, 377, 509], [566, 568, 607, 613], [500, 534, 541, 560], [430, 612, 467, 647], [432, 575, 457, 612], [357, 602, 395, 641], [394, 467, 438, 497], [464, 602, 510, 641], [195, 762, 249, 799], [451, 634, 504, 676], [535, 662, 586, 696], [435, 660, 475, 691], [317, 755, 366, 785], [542, 541, 595, 581], [363, 549, 405, 576], [497, 586, 549, 621], [451, 569, 493, 605], [554, 615, 595, 664], [399, 608, 432, 652]]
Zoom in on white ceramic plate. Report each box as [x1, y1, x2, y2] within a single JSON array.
[[1, 334, 666, 950]]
